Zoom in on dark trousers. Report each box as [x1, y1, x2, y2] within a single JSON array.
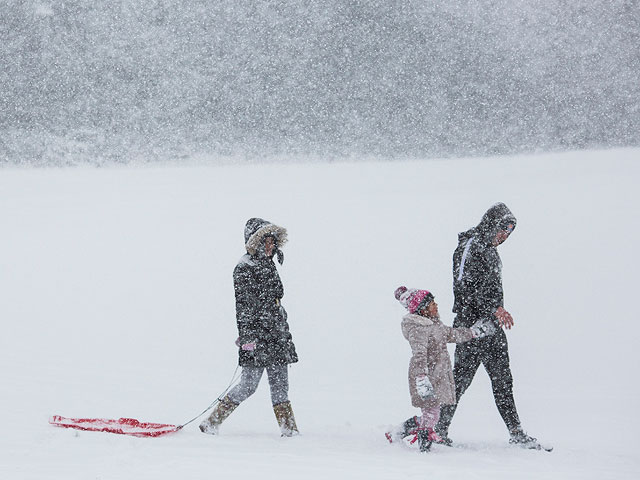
[[436, 327, 521, 435]]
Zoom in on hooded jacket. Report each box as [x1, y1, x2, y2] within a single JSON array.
[[234, 218, 298, 367], [402, 313, 474, 408], [452, 203, 517, 327]]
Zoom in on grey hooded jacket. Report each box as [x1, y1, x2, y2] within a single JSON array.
[[452, 203, 517, 327]]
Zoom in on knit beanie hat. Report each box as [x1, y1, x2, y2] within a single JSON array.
[[394, 286, 434, 314]]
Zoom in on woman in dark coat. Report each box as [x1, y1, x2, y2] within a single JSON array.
[[200, 218, 299, 436]]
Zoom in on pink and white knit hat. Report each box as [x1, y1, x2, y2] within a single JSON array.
[[394, 286, 434, 314]]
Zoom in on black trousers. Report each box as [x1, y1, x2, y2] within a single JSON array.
[[436, 326, 521, 435]]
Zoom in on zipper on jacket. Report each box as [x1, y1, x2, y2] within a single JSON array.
[[457, 237, 474, 281]]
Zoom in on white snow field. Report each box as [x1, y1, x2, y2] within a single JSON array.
[[1, 148, 639, 479]]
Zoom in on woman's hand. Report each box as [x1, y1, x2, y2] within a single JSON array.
[[236, 337, 257, 351]]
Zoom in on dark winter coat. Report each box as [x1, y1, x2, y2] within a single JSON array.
[[452, 203, 517, 327], [234, 218, 298, 368]]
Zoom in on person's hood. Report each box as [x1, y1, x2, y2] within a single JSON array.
[[244, 218, 288, 259], [458, 203, 517, 246]]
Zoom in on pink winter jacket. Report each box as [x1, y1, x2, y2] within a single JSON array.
[[401, 313, 474, 408]]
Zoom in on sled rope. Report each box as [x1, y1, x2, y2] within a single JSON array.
[[177, 365, 241, 430], [50, 366, 242, 437]]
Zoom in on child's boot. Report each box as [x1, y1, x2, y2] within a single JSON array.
[[427, 427, 443, 443], [401, 416, 420, 437], [385, 416, 419, 443], [417, 429, 432, 452]]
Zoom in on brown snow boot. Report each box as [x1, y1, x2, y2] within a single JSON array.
[[199, 395, 238, 435], [273, 401, 299, 437]]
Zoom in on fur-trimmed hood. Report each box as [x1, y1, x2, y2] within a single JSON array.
[[244, 218, 288, 256]]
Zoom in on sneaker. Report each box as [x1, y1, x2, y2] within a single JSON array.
[[432, 430, 453, 447], [509, 428, 540, 449]]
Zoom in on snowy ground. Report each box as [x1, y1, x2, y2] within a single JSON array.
[[1, 149, 639, 479]]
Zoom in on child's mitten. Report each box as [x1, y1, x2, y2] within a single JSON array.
[[470, 320, 496, 338], [416, 374, 434, 399]]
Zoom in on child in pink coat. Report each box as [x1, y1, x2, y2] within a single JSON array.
[[386, 286, 494, 452]]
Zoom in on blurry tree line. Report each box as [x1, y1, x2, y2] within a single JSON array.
[[1, 0, 638, 165]]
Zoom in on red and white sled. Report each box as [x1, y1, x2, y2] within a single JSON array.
[[49, 415, 180, 437]]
